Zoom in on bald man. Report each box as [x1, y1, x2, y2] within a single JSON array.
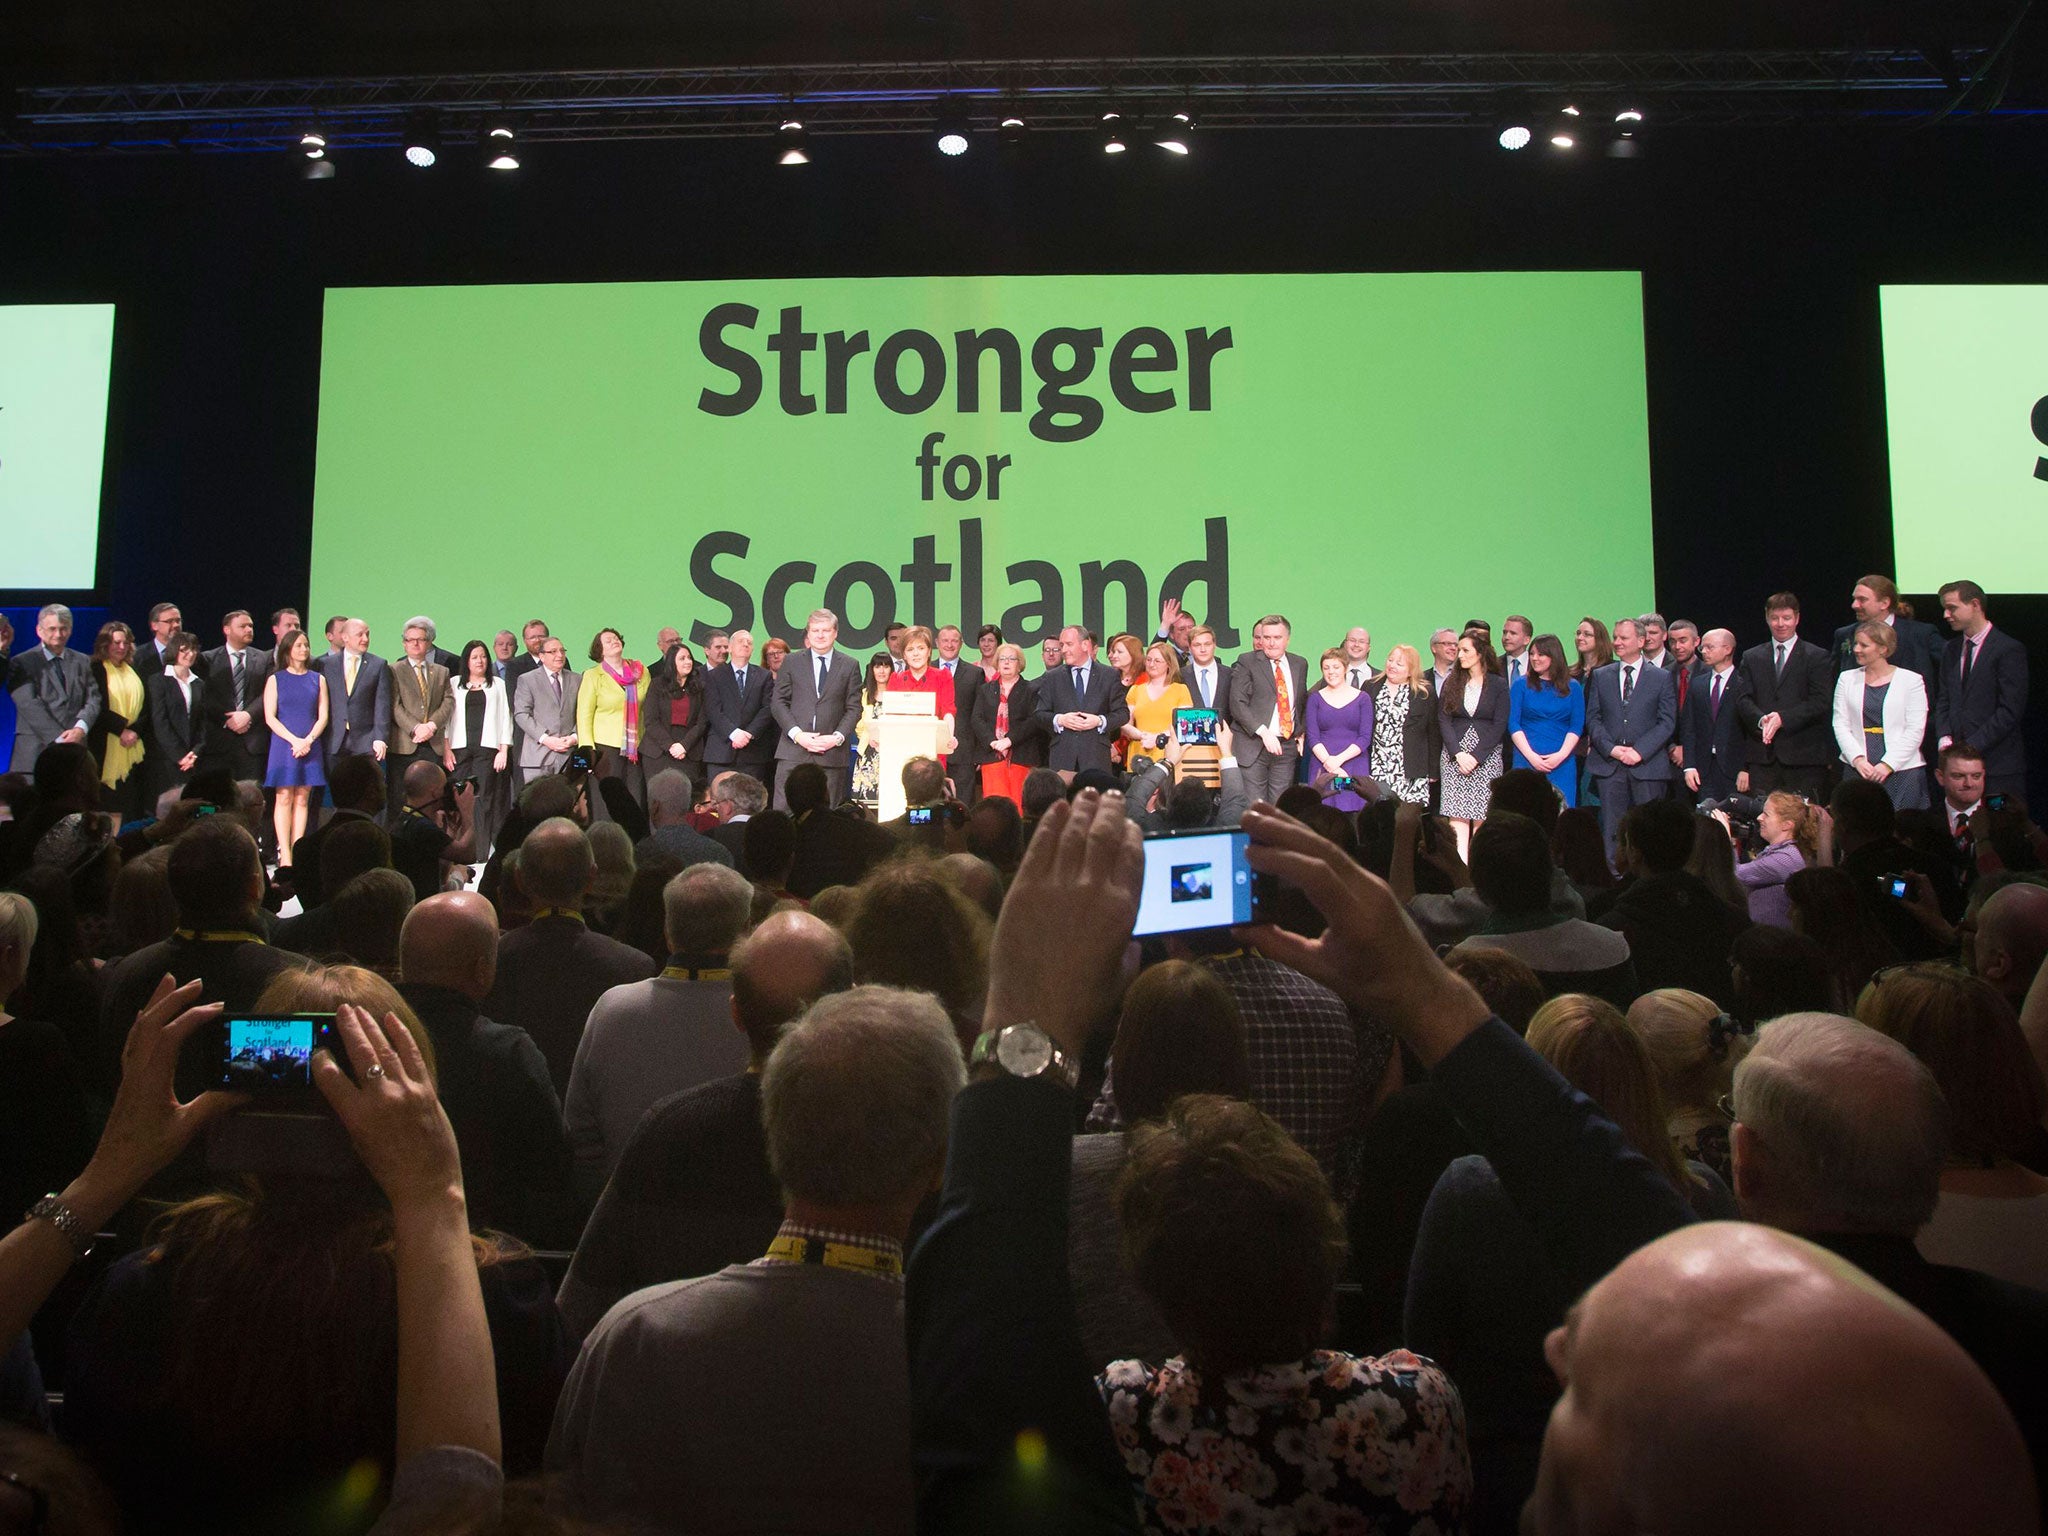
[[1975, 882, 2048, 1011], [1528, 1221, 2037, 1535], [557, 909, 854, 1341], [398, 892, 578, 1247], [1680, 627, 1744, 800]]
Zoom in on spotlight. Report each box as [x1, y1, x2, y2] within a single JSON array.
[[998, 112, 1027, 148], [1548, 104, 1581, 151], [1497, 123, 1532, 151], [298, 123, 327, 159], [484, 122, 520, 171], [777, 118, 810, 166], [402, 112, 440, 168], [1153, 111, 1195, 155], [302, 156, 335, 181], [1607, 106, 1644, 159], [934, 99, 971, 156], [1100, 111, 1127, 154]]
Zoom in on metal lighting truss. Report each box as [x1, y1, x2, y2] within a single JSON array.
[[5, 48, 2017, 154]]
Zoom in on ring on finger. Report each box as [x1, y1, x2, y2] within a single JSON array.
[[364, 1063, 386, 1079]]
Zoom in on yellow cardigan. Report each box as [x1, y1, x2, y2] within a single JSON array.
[[576, 664, 649, 750]]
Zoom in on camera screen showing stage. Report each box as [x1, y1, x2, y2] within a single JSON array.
[[1136, 829, 1255, 936], [223, 1017, 317, 1091], [1174, 708, 1221, 746]]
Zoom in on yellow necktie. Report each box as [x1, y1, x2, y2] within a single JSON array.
[[345, 653, 359, 697]]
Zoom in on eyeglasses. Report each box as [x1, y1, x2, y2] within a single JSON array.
[[1716, 1092, 1740, 1123]]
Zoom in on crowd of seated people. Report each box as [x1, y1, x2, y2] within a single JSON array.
[[1, 576, 2045, 1535]]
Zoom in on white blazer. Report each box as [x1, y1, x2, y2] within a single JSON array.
[[1832, 667, 1927, 773], [446, 676, 514, 750]]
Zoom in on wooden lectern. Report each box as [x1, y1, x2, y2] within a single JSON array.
[[875, 692, 945, 823]]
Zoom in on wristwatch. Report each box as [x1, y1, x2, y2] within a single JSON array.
[[970, 1023, 1079, 1091], [26, 1195, 94, 1259]]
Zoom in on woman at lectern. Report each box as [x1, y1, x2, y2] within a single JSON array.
[[884, 626, 957, 768], [851, 653, 897, 809], [577, 626, 649, 809]]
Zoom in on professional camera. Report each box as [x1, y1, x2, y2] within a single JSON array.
[[1700, 793, 1766, 853]]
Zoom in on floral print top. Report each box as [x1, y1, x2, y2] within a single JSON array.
[[1097, 1349, 1471, 1535]]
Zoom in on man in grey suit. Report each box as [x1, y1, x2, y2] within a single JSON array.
[[7, 603, 101, 771], [770, 608, 864, 808], [1586, 617, 1678, 859], [514, 635, 582, 777], [317, 618, 391, 765], [1226, 613, 1311, 805]]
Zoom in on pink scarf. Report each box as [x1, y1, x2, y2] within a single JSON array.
[[605, 659, 646, 761]]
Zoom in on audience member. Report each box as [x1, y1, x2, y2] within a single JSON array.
[[1398, 774, 1583, 947], [611, 848, 684, 966], [1599, 799, 1748, 1005], [703, 770, 768, 873], [8, 864, 107, 1086], [288, 750, 387, 905], [1826, 776, 1956, 961], [1069, 961, 1249, 1369], [1785, 865, 1898, 1009], [637, 767, 735, 872], [740, 809, 803, 919], [0, 891, 95, 1233], [1549, 805, 1618, 902], [549, 984, 964, 1534], [1975, 882, 2048, 1013], [1123, 728, 1248, 835], [1856, 963, 2048, 1287], [397, 892, 579, 1249], [390, 759, 477, 904], [1454, 813, 1639, 1008], [1729, 924, 1837, 1025], [842, 859, 992, 1049], [557, 910, 854, 1340], [1685, 811, 1749, 914], [1715, 789, 1816, 927], [1629, 987, 1752, 1185], [273, 815, 392, 958], [937, 852, 1003, 925], [107, 845, 179, 957], [784, 764, 895, 898], [584, 820, 636, 934], [484, 817, 658, 1092], [961, 794, 1024, 875], [565, 862, 754, 1201], [1103, 1095, 1472, 1533], [329, 866, 415, 975]]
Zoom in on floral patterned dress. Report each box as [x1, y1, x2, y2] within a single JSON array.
[[1098, 1348, 1471, 1535]]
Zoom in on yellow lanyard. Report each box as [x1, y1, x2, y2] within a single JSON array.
[[662, 964, 732, 982], [531, 908, 585, 925], [172, 928, 266, 944], [763, 1234, 903, 1278]]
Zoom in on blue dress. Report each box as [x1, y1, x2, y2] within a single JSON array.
[[264, 669, 327, 788], [1305, 688, 1375, 812], [1508, 677, 1585, 807]]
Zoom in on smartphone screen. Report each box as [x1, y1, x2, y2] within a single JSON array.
[[1134, 828, 1259, 938], [908, 806, 933, 825], [1173, 708, 1221, 746], [219, 1015, 338, 1094]]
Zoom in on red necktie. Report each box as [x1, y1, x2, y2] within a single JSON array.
[[1273, 661, 1292, 736]]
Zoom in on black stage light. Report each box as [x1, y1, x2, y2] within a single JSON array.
[[778, 118, 810, 166]]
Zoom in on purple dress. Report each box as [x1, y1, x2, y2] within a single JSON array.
[[1305, 688, 1375, 811], [264, 668, 327, 788]]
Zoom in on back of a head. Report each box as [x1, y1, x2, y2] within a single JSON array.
[[1272, 784, 1322, 821], [1111, 960, 1253, 1123], [963, 797, 1023, 871], [166, 817, 261, 928], [1165, 778, 1218, 829], [662, 862, 753, 958], [760, 984, 965, 1208], [1619, 798, 1695, 875], [517, 818, 596, 910], [109, 847, 180, 954], [1630, 988, 1749, 1112], [730, 909, 856, 1061], [319, 819, 393, 905], [742, 810, 798, 884], [938, 852, 1003, 923], [1552, 807, 1617, 890], [595, 778, 649, 844], [900, 755, 947, 807], [398, 891, 500, 999], [517, 772, 584, 826], [1976, 881, 2048, 998], [255, 964, 434, 1078], [843, 860, 991, 1038], [587, 821, 636, 897], [1469, 811, 1554, 916], [1731, 924, 1834, 1023], [1020, 769, 1065, 820], [1857, 962, 2046, 1165], [1490, 768, 1563, 837], [31, 741, 95, 805], [1442, 946, 1546, 1036], [1118, 1095, 1346, 1377], [326, 752, 386, 816], [716, 773, 770, 818], [1732, 1012, 1946, 1235], [181, 766, 239, 813], [1531, 1222, 2039, 1536], [1828, 776, 1896, 846], [1528, 994, 1686, 1183], [1686, 816, 1748, 910], [644, 768, 692, 826], [783, 764, 830, 816], [401, 757, 445, 807], [330, 868, 415, 971]]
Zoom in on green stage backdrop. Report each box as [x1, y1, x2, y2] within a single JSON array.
[[1882, 284, 2048, 595], [0, 303, 116, 591], [310, 273, 1653, 662]]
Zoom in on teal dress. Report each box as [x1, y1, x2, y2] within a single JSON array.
[[1509, 677, 1585, 807]]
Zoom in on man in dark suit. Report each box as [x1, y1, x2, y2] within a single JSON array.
[[7, 603, 101, 772], [1586, 617, 1677, 858], [1034, 626, 1130, 779], [701, 628, 776, 786], [1680, 628, 1745, 802], [197, 609, 272, 782], [482, 817, 658, 1093], [1735, 593, 1835, 804], [1832, 576, 1943, 683], [316, 617, 390, 766], [770, 609, 864, 808], [933, 625, 985, 797], [1935, 580, 2030, 799], [135, 602, 183, 679], [387, 619, 454, 809], [1225, 613, 1311, 804]]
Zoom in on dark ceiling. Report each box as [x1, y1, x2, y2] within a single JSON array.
[[12, 0, 2040, 83]]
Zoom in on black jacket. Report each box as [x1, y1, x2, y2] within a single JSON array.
[[966, 675, 1050, 770]]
